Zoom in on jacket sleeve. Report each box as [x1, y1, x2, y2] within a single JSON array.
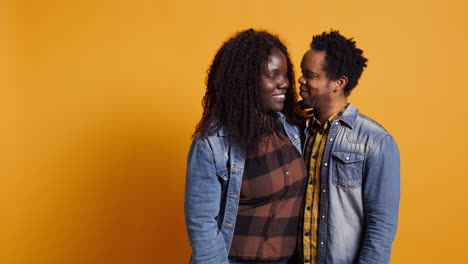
[[184, 138, 230, 264], [358, 134, 400, 264]]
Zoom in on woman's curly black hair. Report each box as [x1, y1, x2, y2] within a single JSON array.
[[311, 30, 368, 96], [194, 28, 305, 151]]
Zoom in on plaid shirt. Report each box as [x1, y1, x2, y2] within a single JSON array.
[[228, 128, 308, 261], [302, 107, 346, 264]]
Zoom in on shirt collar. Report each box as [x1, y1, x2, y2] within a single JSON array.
[[309, 104, 349, 129]]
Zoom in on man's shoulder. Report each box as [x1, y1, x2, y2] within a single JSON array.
[[355, 113, 390, 135], [347, 111, 396, 148], [341, 113, 397, 157], [343, 103, 391, 137]]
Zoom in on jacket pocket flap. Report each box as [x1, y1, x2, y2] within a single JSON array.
[[216, 169, 229, 180], [332, 152, 364, 163]]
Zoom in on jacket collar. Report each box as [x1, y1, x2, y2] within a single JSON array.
[[274, 111, 286, 120], [339, 103, 359, 129], [218, 126, 227, 137]]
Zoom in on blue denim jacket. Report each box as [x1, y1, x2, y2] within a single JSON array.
[[184, 112, 303, 264], [304, 103, 400, 264]]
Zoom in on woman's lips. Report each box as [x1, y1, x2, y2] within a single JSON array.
[[272, 94, 285, 101]]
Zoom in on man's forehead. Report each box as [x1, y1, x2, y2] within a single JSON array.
[[301, 50, 325, 67]]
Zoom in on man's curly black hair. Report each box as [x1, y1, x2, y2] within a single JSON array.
[[194, 28, 305, 151], [311, 30, 368, 96]]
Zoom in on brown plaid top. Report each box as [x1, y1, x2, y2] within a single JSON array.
[[228, 128, 308, 261]]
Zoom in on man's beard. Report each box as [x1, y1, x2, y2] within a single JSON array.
[[298, 99, 316, 109]]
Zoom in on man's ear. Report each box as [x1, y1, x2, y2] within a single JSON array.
[[334, 75, 348, 92]]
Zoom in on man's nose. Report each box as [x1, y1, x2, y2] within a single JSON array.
[[298, 75, 306, 85]]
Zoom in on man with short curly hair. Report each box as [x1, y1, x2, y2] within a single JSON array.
[[298, 30, 400, 264]]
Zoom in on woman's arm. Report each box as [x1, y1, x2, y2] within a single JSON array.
[[184, 138, 229, 264]]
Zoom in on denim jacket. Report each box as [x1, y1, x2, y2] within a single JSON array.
[[184, 112, 303, 264], [304, 103, 400, 264]]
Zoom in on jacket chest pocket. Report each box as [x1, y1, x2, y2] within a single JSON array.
[[331, 151, 364, 192]]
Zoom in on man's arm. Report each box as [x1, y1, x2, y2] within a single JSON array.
[[184, 139, 229, 264], [359, 134, 400, 264]]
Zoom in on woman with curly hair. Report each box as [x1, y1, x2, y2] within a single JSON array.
[[185, 29, 307, 264]]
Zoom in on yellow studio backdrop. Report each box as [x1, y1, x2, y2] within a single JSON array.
[[1, 0, 468, 263]]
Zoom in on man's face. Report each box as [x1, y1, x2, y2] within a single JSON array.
[[298, 49, 337, 110], [260, 47, 289, 112]]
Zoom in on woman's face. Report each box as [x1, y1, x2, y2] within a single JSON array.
[[260, 47, 289, 112]]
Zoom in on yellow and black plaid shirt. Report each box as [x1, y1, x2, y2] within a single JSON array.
[[302, 107, 346, 264]]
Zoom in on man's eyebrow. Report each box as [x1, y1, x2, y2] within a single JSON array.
[[302, 69, 317, 75]]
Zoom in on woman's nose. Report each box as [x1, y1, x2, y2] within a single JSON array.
[[279, 76, 289, 89]]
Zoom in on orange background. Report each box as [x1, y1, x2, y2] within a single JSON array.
[[2, 0, 468, 263]]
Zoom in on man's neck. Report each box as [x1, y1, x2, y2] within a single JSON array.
[[314, 100, 348, 125]]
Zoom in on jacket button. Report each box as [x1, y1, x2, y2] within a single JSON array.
[[294, 135, 299, 139]]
